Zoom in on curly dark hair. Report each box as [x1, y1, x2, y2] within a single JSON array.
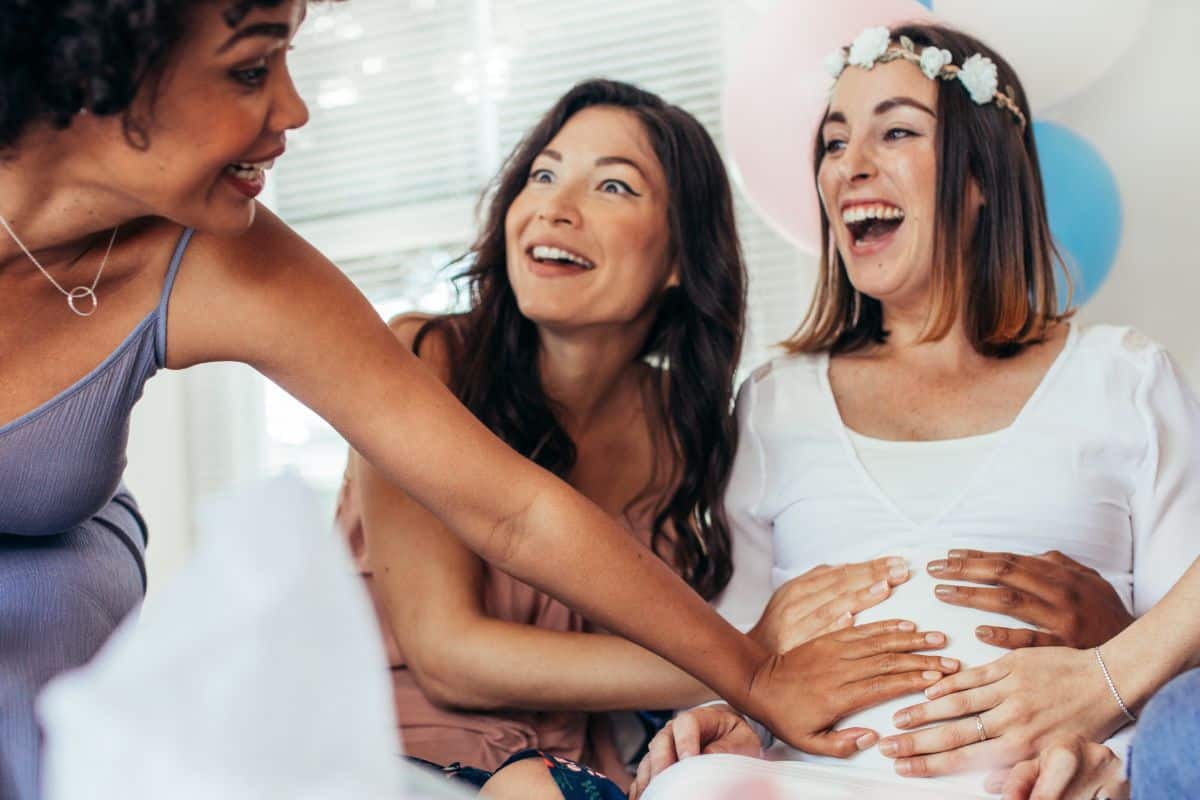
[[417, 79, 746, 600], [0, 0, 334, 151]]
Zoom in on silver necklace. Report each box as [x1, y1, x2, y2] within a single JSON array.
[[0, 212, 118, 317]]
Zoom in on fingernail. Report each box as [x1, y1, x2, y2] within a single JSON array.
[[976, 626, 993, 640], [879, 739, 898, 757], [893, 711, 911, 727], [934, 584, 955, 598], [870, 580, 888, 596], [947, 549, 968, 558], [856, 732, 877, 751], [927, 559, 947, 574], [941, 658, 959, 671], [836, 611, 854, 628], [896, 760, 914, 776], [925, 632, 946, 646], [898, 621, 916, 632], [886, 557, 906, 568], [922, 670, 942, 680], [925, 685, 941, 699], [889, 565, 909, 581]]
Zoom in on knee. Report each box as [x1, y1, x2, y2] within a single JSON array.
[[479, 757, 563, 800]]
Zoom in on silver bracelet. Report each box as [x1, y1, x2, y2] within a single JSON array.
[[1094, 646, 1137, 724]]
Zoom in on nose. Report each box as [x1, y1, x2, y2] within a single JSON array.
[[840, 138, 877, 184], [535, 182, 582, 227], [270, 64, 310, 133]]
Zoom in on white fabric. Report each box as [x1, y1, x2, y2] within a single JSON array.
[[712, 324, 1200, 790], [845, 428, 1004, 525], [37, 475, 471, 800]]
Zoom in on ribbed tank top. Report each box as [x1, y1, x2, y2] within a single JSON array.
[[0, 228, 193, 538]]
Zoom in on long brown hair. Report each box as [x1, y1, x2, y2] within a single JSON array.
[[417, 79, 746, 599], [785, 23, 1072, 358]]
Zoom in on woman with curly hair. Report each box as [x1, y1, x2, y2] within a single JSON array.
[[0, 3, 957, 799]]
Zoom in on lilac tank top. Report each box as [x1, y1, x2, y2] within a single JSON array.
[[0, 228, 193, 537]]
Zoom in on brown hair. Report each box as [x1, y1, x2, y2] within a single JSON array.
[[416, 79, 746, 600], [784, 22, 1072, 358]]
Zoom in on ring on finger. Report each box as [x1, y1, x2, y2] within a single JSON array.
[[974, 714, 989, 743]]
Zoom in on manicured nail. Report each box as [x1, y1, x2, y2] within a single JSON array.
[[941, 658, 959, 671], [893, 711, 911, 727], [947, 549, 969, 558], [925, 685, 941, 699], [870, 580, 888, 596], [976, 626, 993, 640], [927, 559, 947, 574], [879, 738, 899, 757], [856, 732, 878, 751], [925, 632, 946, 646], [922, 670, 942, 680], [886, 557, 906, 568], [934, 584, 955, 598], [889, 565, 909, 581], [898, 621, 916, 632], [896, 760, 914, 776]]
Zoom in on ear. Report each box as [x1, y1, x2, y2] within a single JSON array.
[[665, 262, 681, 289]]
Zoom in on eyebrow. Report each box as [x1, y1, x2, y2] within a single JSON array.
[[537, 150, 649, 180], [217, 22, 292, 54], [823, 96, 937, 127]]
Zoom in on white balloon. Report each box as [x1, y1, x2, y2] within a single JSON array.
[[931, 0, 1151, 110]]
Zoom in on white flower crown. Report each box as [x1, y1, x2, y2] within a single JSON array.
[[824, 26, 1027, 131]]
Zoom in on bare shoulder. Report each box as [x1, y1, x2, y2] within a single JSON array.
[[386, 312, 462, 387]]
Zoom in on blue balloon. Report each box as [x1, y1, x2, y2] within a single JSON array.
[[916, 0, 933, 8], [1034, 120, 1122, 308]]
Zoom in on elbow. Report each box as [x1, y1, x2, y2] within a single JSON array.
[[406, 651, 509, 712]]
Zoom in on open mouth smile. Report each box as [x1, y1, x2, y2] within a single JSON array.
[[842, 202, 906, 255]]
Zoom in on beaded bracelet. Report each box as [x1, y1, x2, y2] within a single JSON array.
[[1094, 647, 1137, 724]]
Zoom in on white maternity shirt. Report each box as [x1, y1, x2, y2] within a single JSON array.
[[712, 324, 1200, 792]]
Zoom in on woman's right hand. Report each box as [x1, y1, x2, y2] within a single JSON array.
[[745, 619, 958, 757], [750, 557, 911, 653]]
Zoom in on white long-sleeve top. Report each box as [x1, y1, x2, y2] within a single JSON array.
[[715, 324, 1200, 788]]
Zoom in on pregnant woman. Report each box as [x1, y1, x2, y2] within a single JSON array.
[[630, 21, 1200, 799]]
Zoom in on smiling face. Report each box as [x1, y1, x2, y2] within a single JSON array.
[[503, 105, 676, 331], [817, 58, 982, 311], [74, 0, 309, 235]]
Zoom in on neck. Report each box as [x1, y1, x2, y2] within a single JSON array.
[[0, 121, 141, 275], [537, 318, 656, 435], [878, 295, 983, 372]]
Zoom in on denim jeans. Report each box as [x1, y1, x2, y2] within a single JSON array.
[[1130, 667, 1200, 798]]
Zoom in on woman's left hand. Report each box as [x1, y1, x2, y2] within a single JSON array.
[[877, 646, 1129, 778], [983, 736, 1128, 800], [926, 549, 1133, 648]]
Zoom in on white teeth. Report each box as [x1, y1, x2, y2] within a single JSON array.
[[530, 245, 595, 270], [841, 204, 905, 224]]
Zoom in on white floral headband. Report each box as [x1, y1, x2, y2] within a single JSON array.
[[824, 26, 1027, 131]]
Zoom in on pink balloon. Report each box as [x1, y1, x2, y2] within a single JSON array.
[[723, 0, 935, 253]]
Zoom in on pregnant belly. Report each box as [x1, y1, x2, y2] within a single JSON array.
[[772, 545, 1023, 787]]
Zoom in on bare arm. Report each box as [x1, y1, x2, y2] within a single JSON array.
[[166, 210, 766, 714], [355, 318, 711, 711]]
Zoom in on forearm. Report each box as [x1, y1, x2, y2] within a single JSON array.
[[470, 482, 767, 715], [415, 620, 715, 712], [1104, 556, 1200, 710]]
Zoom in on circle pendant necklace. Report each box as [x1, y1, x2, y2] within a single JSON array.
[[0, 212, 119, 317]]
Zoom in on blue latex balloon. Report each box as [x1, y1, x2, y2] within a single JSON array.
[[1034, 120, 1122, 308], [916, 0, 933, 8]]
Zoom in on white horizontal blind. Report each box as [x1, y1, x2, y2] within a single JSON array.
[[279, 0, 807, 371]]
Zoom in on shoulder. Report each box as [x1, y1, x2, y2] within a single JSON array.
[[737, 349, 826, 398], [1070, 323, 1171, 376], [387, 312, 460, 387]]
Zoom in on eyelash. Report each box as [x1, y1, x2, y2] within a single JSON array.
[[527, 170, 640, 196], [823, 127, 919, 153], [231, 60, 270, 87]]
